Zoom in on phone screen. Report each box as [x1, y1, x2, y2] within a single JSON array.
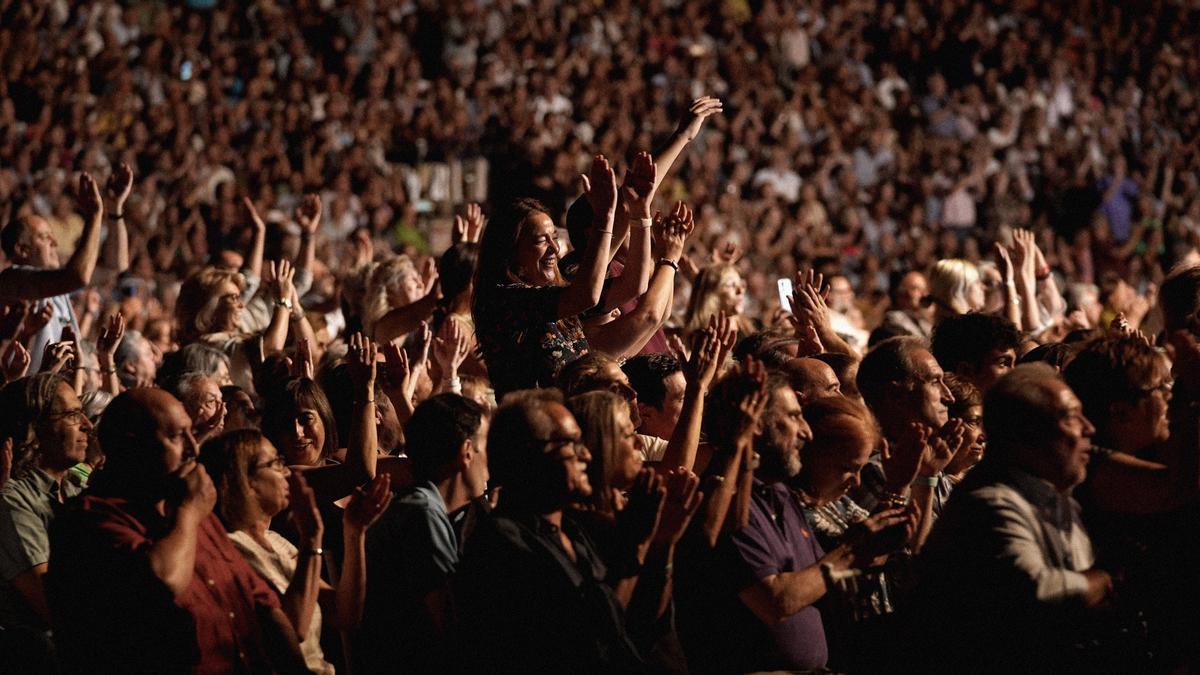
[[777, 278, 794, 313]]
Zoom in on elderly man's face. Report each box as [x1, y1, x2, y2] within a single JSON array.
[[18, 216, 60, 268], [1036, 381, 1096, 491], [39, 382, 93, 470], [904, 349, 953, 428], [144, 392, 200, 478], [755, 386, 812, 482], [539, 403, 591, 502]]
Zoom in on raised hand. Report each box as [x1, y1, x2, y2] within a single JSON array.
[[432, 318, 471, 377], [420, 257, 440, 296], [346, 333, 378, 394], [621, 151, 657, 219], [243, 196, 267, 232], [287, 472, 325, 547], [652, 468, 703, 547], [22, 304, 53, 338], [921, 419, 966, 478], [107, 162, 134, 210], [882, 422, 932, 494], [265, 259, 296, 304], [343, 473, 394, 532], [653, 201, 695, 263], [40, 340, 75, 374], [77, 172, 103, 219], [379, 341, 411, 392], [580, 155, 618, 219], [453, 203, 485, 244], [711, 238, 743, 265], [0, 340, 30, 383], [294, 194, 322, 235], [291, 338, 315, 380], [193, 399, 227, 443], [684, 322, 721, 390], [96, 313, 126, 363], [676, 96, 724, 142], [734, 358, 770, 450], [789, 269, 833, 338], [847, 505, 918, 562]]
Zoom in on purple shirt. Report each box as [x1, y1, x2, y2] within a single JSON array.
[[1098, 176, 1138, 243], [729, 480, 828, 670]]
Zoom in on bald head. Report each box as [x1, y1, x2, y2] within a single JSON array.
[[97, 388, 198, 492], [1, 214, 58, 267], [784, 357, 841, 403]]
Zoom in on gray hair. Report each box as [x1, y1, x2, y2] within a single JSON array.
[[856, 335, 925, 413], [114, 330, 148, 389]]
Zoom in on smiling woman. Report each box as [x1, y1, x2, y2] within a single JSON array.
[[472, 156, 618, 396]]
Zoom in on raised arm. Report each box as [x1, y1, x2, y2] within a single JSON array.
[[101, 162, 132, 275], [661, 317, 728, 471], [243, 197, 268, 283], [652, 97, 723, 192], [586, 203, 694, 358], [344, 333, 379, 485], [324, 475, 390, 629], [261, 260, 295, 355], [558, 156, 617, 318], [293, 194, 320, 278], [279, 473, 324, 638], [0, 173, 104, 304], [598, 152, 657, 311]]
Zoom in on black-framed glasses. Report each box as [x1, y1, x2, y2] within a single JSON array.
[[537, 436, 586, 459], [1138, 380, 1173, 398]]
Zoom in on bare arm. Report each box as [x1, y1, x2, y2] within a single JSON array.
[[325, 475, 391, 629], [279, 475, 323, 638], [243, 197, 267, 282], [102, 163, 132, 275], [344, 334, 379, 486], [652, 97, 723, 192], [261, 260, 296, 355], [599, 152, 657, 310], [738, 547, 848, 625], [11, 564, 51, 624], [0, 174, 104, 304], [559, 156, 618, 318], [293, 194, 320, 276]]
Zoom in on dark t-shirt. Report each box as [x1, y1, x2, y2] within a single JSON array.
[[475, 283, 589, 396]]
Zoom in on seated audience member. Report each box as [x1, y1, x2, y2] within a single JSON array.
[[113, 329, 159, 390], [454, 389, 649, 671], [813, 351, 864, 403], [155, 342, 234, 393], [930, 312, 1021, 393], [200, 429, 390, 674], [879, 270, 934, 339], [933, 374, 986, 517], [911, 364, 1113, 671], [46, 389, 308, 673], [782, 356, 843, 404], [358, 394, 489, 674], [676, 367, 910, 673], [174, 373, 228, 444], [927, 259, 986, 324], [0, 374, 91, 670], [622, 353, 685, 443], [855, 337, 961, 539]]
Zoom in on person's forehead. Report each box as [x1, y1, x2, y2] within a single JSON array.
[[770, 385, 802, 413], [1049, 381, 1081, 412], [148, 393, 191, 430], [544, 402, 579, 437], [912, 348, 940, 373], [521, 212, 555, 236], [663, 371, 687, 393], [50, 381, 80, 412]]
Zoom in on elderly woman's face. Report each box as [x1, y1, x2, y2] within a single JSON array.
[[513, 212, 560, 286], [966, 276, 986, 312], [211, 280, 244, 333], [388, 267, 424, 307], [249, 438, 291, 519]]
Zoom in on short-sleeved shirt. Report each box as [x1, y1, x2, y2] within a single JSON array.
[[47, 494, 281, 674], [9, 264, 79, 373], [475, 283, 589, 396], [0, 468, 81, 630], [730, 480, 829, 669], [228, 529, 334, 675], [357, 482, 458, 673], [675, 479, 828, 673]]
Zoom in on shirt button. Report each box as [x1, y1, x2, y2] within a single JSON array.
[[238, 651, 246, 660], [207, 578, 216, 587], [228, 612, 236, 619]]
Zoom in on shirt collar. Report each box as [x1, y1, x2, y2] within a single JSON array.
[[1005, 467, 1076, 528], [415, 481, 448, 516], [23, 466, 81, 500]]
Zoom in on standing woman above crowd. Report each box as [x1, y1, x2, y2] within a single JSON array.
[[472, 156, 618, 396]]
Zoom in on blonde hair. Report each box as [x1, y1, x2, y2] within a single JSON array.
[[684, 263, 740, 338], [176, 267, 245, 343], [566, 391, 632, 517], [928, 259, 980, 315], [363, 255, 420, 335]]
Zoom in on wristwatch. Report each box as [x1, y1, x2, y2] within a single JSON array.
[[275, 297, 293, 311]]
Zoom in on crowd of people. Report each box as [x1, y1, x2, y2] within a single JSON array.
[[1, 0, 1199, 672]]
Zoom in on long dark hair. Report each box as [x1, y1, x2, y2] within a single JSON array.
[[472, 197, 555, 320]]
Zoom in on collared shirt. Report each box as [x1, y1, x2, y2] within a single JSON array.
[[454, 508, 643, 673], [357, 481, 458, 673], [0, 468, 81, 630], [914, 464, 1096, 669], [47, 494, 281, 674]]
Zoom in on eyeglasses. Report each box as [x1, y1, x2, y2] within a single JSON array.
[[47, 407, 89, 426], [538, 437, 586, 459], [252, 456, 288, 473], [1139, 380, 1173, 398]]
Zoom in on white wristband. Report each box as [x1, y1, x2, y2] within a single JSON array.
[[443, 376, 462, 395], [634, 217, 652, 229]]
